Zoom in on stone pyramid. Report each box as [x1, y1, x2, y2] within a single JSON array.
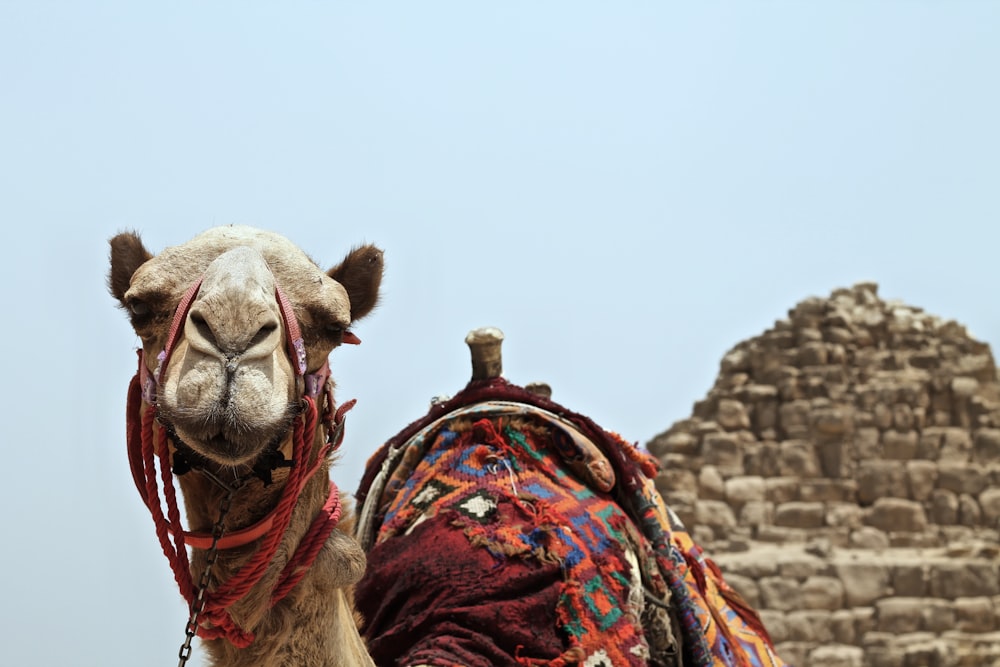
[[649, 282, 1000, 667]]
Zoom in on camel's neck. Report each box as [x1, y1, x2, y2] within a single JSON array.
[[201, 549, 373, 667], [176, 449, 373, 667]]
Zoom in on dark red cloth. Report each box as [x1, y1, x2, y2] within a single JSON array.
[[356, 504, 563, 667]]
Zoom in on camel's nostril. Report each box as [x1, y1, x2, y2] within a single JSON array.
[[189, 311, 218, 350], [249, 322, 279, 349]]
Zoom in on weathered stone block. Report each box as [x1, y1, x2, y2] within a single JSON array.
[[778, 439, 822, 477], [775, 501, 826, 529], [808, 644, 864, 667], [739, 500, 774, 528], [759, 576, 802, 611], [662, 452, 700, 473], [753, 400, 779, 436], [883, 429, 919, 460], [765, 477, 800, 504], [892, 403, 914, 431], [800, 575, 845, 610], [826, 502, 863, 529], [773, 642, 810, 667], [980, 488, 1000, 526], [940, 427, 974, 462], [743, 440, 780, 477], [958, 493, 982, 526], [799, 479, 857, 503], [861, 632, 905, 667], [906, 460, 938, 501], [817, 438, 849, 478], [694, 500, 737, 530], [865, 498, 928, 533], [952, 376, 980, 398], [716, 398, 751, 432], [778, 400, 812, 439], [854, 427, 881, 459], [826, 346, 848, 368], [953, 596, 995, 633], [930, 489, 959, 525], [901, 638, 957, 667], [918, 426, 974, 461], [892, 563, 927, 597], [876, 597, 924, 633], [829, 609, 858, 645], [938, 463, 987, 496], [656, 468, 697, 497], [919, 599, 955, 633], [814, 406, 853, 437], [835, 561, 890, 607], [702, 433, 744, 474], [647, 430, 699, 457], [785, 610, 834, 642], [720, 347, 751, 373], [910, 347, 942, 369], [698, 465, 725, 501], [695, 420, 722, 435], [852, 605, 876, 635], [873, 402, 894, 430], [798, 341, 829, 367], [930, 560, 1000, 598], [857, 461, 908, 504], [888, 531, 942, 549], [691, 524, 715, 546], [917, 427, 943, 459], [714, 550, 780, 579], [974, 428, 1000, 463], [724, 475, 765, 504], [849, 526, 889, 550]]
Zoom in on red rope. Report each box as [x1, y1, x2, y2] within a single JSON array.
[[137, 394, 340, 647], [141, 406, 194, 599], [271, 484, 342, 604]]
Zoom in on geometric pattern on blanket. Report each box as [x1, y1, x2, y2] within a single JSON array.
[[354, 378, 788, 667]]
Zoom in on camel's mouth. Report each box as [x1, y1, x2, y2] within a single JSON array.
[[161, 405, 298, 467], [202, 433, 254, 463], [177, 430, 263, 467]]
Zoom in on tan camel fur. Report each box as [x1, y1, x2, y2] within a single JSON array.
[[109, 225, 382, 667]]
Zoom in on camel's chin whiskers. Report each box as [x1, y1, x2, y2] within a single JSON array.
[[171, 430, 263, 468]]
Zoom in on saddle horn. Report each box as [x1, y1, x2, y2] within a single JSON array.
[[465, 327, 504, 380]]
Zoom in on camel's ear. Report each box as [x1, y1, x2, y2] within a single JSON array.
[[108, 231, 153, 304], [328, 244, 384, 322]]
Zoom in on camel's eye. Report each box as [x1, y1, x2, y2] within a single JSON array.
[[128, 298, 151, 317], [302, 305, 349, 348], [325, 323, 345, 342]]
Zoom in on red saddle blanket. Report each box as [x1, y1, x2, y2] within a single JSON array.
[[354, 378, 786, 667]]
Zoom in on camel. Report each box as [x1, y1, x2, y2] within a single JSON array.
[[108, 225, 382, 667], [109, 225, 784, 667]]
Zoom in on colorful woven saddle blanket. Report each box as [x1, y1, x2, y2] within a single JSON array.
[[354, 378, 786, 667]]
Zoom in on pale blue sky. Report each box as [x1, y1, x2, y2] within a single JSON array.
[[1, 3, 997, 665]]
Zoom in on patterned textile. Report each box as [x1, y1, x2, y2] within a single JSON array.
[[354, 379, 787, 667]]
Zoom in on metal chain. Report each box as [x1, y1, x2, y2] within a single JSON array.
[[177, 474, 242, 667]]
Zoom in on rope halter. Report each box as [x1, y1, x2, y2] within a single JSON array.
[[125, 269, 357, 647]]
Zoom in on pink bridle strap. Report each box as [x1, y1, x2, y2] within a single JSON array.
[[155, 278, 204, 385], [275, 285, 308, 376]]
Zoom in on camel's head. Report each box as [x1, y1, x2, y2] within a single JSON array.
[[108, 225, 383, 467]]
